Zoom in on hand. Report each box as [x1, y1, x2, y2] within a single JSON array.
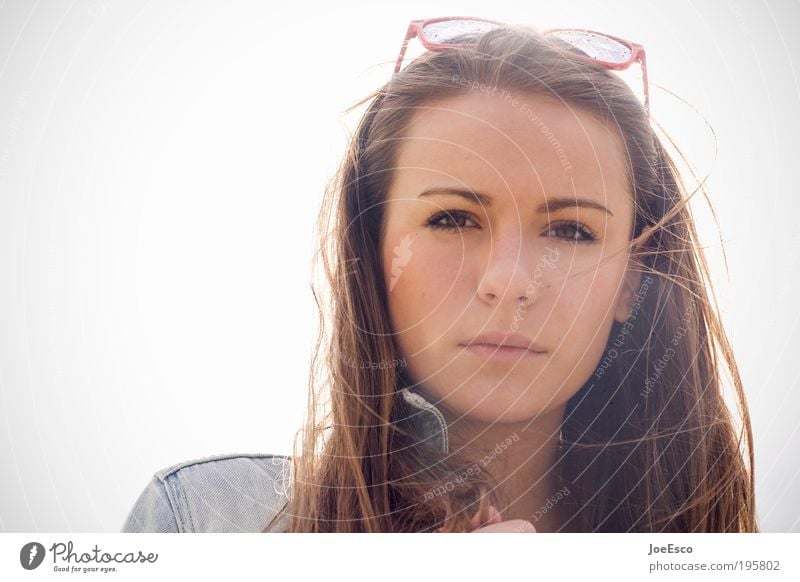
[[469, 505, 536, 533]]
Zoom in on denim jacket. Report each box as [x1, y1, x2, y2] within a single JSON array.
[[120, 388, 449, 533]]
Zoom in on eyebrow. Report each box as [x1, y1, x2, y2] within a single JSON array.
[[417, 187, 615, 217]]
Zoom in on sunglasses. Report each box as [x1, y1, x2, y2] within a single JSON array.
[[393, 16, 649, 116]]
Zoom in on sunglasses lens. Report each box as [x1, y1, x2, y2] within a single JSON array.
[[421, 19, 500, 45], [545, 30, 632, 64]]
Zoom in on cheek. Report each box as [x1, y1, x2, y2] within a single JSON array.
[[561, 271, 618, 318], [382, 232, 471, 386], [548, 260, 626, 359], [383, 232, 468, 329]]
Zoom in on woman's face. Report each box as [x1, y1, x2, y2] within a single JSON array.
[[380, 89, 642, 425]]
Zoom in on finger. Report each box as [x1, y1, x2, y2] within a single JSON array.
[[485, 505, 503, 525], [469, 505, 502, 529], [469, 509, 482, 530]]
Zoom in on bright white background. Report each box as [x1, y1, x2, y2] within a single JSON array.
[[0, 0, 797, 532]]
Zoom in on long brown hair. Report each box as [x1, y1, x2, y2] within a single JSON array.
[[263, 24, 757, 532]]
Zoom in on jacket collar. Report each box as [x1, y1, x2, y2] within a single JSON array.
[[397, 388, 450, 454]]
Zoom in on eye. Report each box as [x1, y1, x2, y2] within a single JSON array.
[[426, 210, 479, 232], [545, 221, 596, 244], [426, 212, 597, 243]]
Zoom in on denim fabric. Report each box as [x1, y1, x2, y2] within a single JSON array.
[[121, 453, 293, 533], [121, 388, 449, 533]]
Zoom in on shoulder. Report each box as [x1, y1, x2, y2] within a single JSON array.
[[121, 452, 292, 533]]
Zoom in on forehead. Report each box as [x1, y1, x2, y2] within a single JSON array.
[[390, 90, 631, 209]]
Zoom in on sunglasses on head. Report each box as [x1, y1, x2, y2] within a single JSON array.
[[394, 16, 649, 116]]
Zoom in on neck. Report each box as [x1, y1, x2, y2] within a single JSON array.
[[442, 403, 567, 532]]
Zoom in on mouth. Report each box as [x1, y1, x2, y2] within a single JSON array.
[[460, 330, 546, 361], [460, 342, 545, 362]]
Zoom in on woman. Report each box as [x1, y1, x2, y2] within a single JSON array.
[[122, 17, 757, 534]]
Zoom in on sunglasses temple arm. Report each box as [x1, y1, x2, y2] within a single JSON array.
[[394, 22, 419, 74], [639, 50, 650, 116]]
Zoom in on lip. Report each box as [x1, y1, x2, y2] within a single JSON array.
[[460, 330, 546, 361]]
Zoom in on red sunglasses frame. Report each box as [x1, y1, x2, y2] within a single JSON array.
[[393, 16, 650, 116]]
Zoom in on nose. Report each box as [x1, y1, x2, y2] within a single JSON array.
[[477, 235, 550, 306]]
